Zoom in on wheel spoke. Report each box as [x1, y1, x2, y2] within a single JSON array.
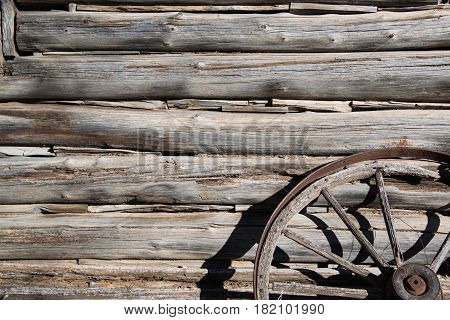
[[322, 188, 390, 269], [282, 229, 378, 286], [430, 233, 450, 273], [375, 170, 404, 267]]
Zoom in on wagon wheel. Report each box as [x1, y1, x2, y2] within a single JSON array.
[[254, 148, 450, 300]]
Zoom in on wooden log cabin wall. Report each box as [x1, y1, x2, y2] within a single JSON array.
[[0, 0, 449, 299]]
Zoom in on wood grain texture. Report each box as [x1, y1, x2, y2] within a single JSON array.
[[0, 103, 448, 155], [2, 51, 449, 101], [76, 4, 290, 12], [290, 3, 378, 14], [0, 212, 447, 262], [1, 0, 18, 57], [351, 101, 450, 110], [16, 10, 450, 53], [1, 260, 448, 299], [0, 9, 3, 65], [14, 1, 439, 9], [0, 154, 448, 208], [0, 260, 373, 285]]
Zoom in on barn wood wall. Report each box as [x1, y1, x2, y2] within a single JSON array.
[[1, 0, 449, 299]]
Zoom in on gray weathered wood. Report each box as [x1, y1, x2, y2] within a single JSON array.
[[290, 3, 377, 14], [351, 101, 450, 111], [1, 52, 450, 101], [0, 204, 233, 214], [271, 282, 380, 299], [0, 147, 54, 157], [1, 260, 448, 299], [430, 233, 450, 272], [1, 0, 18, 57], [14, 1, 440, 9], [0, 259, 372, 285], [0, 104, 449, 155], [16, 10, 450, 53], [0, 285, 213, 300], [2, 157, 448, 208], [1, 210, 447, 233], [272, 99, 352, 112], [221, 105, 288, 113], [0, 212, 447, 261], [0, 8, 4, 65], [76, 4, 290, 12], [382, 4, 449, 11]]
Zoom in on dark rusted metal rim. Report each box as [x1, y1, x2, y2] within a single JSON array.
[[253, 147, 450, 299]]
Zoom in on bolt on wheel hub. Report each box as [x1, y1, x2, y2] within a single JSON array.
[[389, 264, 442, 300]]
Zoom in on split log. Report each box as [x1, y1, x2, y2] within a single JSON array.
[[0, 211, 447, 233], [0, 151, 447, 209], [16, 10, 450, 53], [0, 147, 54, 157], [39, 99, 450, 112], [0, 104, 448, 155], [76, 4, 290, 12], [290, 3, 377, 14], [14, 1, 439, 9], [1, 52, 449, 101], [272, 99, 351, 112], [351, 101, 450, 111], [0, 260, 448, 299], [0, 204, 234, 214], [0, 285, 219, 300], [0, 260, 368, 285], [0, 212, 447, 262]]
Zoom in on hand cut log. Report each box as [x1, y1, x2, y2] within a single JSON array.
[[75, 4, 291, 12], [0, 260, 374, 285], [0, 104, 448, 155], [0, 212, 447, 262], [16, 10, 450, 53], [14, 1, 439, 9], [1, 52, 450, 101]]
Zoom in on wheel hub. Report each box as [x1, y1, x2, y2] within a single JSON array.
[[389, 264, 442, 300]]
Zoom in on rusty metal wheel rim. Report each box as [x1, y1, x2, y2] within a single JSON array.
[[254, 147, 450, 300]]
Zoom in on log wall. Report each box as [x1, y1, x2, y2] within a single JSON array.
[[0, 0, 449, 299]]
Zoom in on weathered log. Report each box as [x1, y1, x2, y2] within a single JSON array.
[[0, 211, 447, 233], [0, 285, 220, 300], [1, 260, 448, 299], [76, 4, 290, 12], [0, 204, 235, 214], [1, 0, 18, 57], [0, 104, 448, 154], [0, 212, 447, 262], [0, 259, 369, 285], [0, 150, 448, 207], [16, 10, 450, 53], [14, 1, 439, 9], [2, 52, 449, 102]]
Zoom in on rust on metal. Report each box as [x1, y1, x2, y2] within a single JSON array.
[[404, 275, 427, 296]]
